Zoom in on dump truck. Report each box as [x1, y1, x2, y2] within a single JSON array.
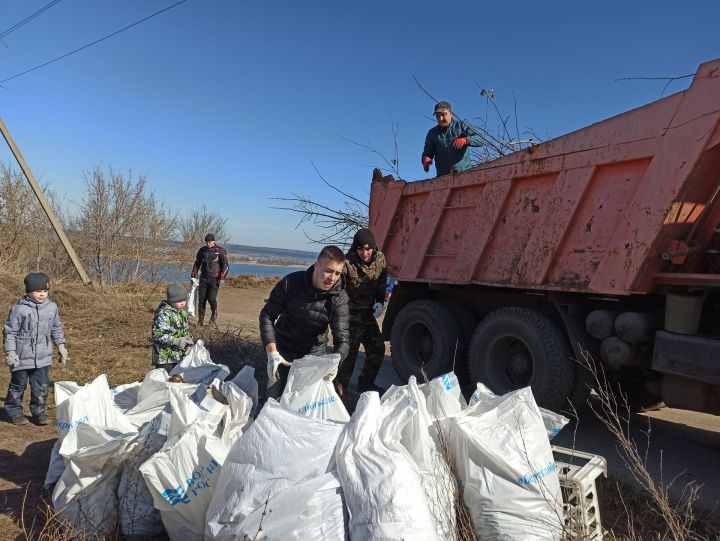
[[370, 58, 720, 414]]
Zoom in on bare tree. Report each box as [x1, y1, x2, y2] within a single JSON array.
[[272, 163, 368, 246], [0, 164, 77, 277], [0, 164, 39, 269], [73, 166, 178, 285], [177, 203, 228, 250]]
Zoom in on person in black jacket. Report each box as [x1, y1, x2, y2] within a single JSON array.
[[191, 233, 229, 326], [259, 245, 350, 399]]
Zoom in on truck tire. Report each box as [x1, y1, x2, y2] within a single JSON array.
[[468, 307, 574, 411], [391, 300, 464, 383]]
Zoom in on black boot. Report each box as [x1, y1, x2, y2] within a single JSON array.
[[198, 316, 204, 327], [209, 312, 216, 324]]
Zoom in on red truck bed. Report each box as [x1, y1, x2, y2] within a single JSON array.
[[370, 59, 720, 296]]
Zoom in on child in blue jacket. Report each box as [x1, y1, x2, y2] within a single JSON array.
[[3, 272, 68, 426]]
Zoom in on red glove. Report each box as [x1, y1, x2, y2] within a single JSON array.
[[422, 156, 433, 172], [453, 137, 469, 149]]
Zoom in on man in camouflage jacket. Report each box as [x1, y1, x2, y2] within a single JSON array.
[[152, 284, 193, 371], [338, 228, 387, 392]]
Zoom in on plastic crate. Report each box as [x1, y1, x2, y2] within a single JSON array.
[[552, 446, 607, 540]]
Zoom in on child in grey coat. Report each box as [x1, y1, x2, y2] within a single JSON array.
[[4, 272, 68, 426]]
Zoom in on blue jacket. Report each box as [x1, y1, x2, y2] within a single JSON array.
[[4, 296, 65, 371], [422, 117, 485, 176]]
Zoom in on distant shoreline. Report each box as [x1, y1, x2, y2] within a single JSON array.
[[228, 258, 308, 269]]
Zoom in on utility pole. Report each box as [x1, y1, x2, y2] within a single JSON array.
[[0, 117, 92, 285]]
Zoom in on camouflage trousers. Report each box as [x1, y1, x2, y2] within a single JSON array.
[[337, 311, 386, 389]]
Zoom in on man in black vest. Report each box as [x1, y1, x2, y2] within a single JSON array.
[[259, 245, 350, 399], [191, 233, 229, 326]]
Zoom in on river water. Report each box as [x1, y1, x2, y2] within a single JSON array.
[[174, 262, 305, 281]]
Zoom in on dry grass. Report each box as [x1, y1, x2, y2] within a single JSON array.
[[598, 477, 720, 541], [576, 350, 720, 541]]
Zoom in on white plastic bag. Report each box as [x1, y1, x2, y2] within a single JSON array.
[[230, 365, 259, 417], [54, 375, 138, 439], [47, 375, 138, 487], [469, 382, 570, 440], [139, 423, 228, 541], [441, 387, 564, 540], [213, 380, 254, 447], [187, 277, 199, 317], [280, 353, 349, 422], [381, 376, 456, 538], [170, 340, 230, 384], [335, 392, 442, 541], [52, 423, 138, 537], [205, 399, 345, 540]]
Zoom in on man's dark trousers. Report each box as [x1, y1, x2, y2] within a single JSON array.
[[337, 311, 385, 390], [197, 277, 219, 323]]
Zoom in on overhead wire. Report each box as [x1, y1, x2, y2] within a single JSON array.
[[0, 0, 190, 85], [0, 0, 63, 41]]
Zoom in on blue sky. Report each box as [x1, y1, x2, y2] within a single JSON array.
[[1, 0, 718, 249]]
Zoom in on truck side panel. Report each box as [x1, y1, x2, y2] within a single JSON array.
[[370, 60, 720, 295]]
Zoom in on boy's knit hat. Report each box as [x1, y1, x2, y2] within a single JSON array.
[[166, 283, 187, 303], [351, 228, 377, 250], [24, 272, 50, 293]]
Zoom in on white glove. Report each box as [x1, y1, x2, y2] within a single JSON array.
[[173, 337, 194, 349], [5, 351, 19, 369], [372, 302, 385, 318], [267, 351, 292, 385], [323, 369, 338, 383], [190, 277, 199, 287], [57, 344, 69, 365]]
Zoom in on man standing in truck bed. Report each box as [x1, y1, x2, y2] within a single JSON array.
[[191, 233, 229, 326], [422, 101, 485, 176]]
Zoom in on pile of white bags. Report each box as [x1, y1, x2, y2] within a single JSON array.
[[46, 352, 573, 541], [47, 342, 254, 540]]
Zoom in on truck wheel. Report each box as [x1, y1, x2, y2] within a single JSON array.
[[391, 300, 464, 383], [468, 307, 574, 411]]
